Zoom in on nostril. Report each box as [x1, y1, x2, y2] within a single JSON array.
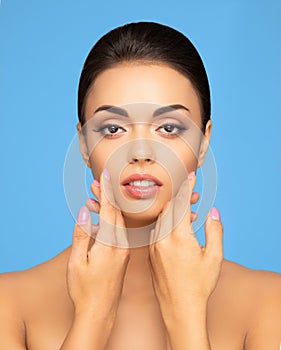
[[130, 157, 154, 163]]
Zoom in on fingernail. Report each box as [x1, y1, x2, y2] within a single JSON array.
[[188, 171, 195, 179], [93, 179, 100, 187], [86, 198, 95, 202], [210, 207, 220, 221], [77, 206, 89, 224], [103, 168, 110, 181]]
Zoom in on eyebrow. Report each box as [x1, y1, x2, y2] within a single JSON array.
[[93, 104, 190, 117]]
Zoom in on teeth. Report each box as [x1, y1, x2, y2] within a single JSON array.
[[129, 180, 157, 187]]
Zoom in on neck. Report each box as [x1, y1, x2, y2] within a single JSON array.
[[124, 216, 157, 247], [121, 220, 157, 297], [121, 244, 155, 299]]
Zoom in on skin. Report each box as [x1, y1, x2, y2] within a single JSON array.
[[0, 63, 280, 350]]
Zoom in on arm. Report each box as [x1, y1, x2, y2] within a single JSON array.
[[60, 310, 116, 349], [165, 301, 211, 350], [148, 172, 223, 350], [61, 171, 130, 349], [0, 274, 27, 350], [245, 272, 281, 350]]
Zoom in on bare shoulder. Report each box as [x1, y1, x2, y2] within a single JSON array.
[[0, 246, 74, 350], [0, 270, 29, 349], [0, 245, 71, 293], [219, 259, 281, 304], [217, 259, 281, 349], [0, 249, 70, 316], [221, 258, 281, 284]]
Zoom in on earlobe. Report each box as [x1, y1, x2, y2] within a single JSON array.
[[197, 120, 212, 168], [197, 136, 209, 168], [77, 122, 91, 168]]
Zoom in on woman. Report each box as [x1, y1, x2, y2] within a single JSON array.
[[0, 21, 280, 350]]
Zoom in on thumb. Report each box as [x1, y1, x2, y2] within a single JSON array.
[[70, 206, 92, 264], [205, 207, 224, 258]]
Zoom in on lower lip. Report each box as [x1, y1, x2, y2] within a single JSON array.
[[123, 185, 160, 199]]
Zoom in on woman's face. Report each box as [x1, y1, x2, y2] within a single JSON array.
[[77, 63, 212, 227]]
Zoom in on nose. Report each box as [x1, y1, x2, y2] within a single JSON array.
[[127, 138, 156, 164]]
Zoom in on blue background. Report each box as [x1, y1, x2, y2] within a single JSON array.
[[0, 0, 280, 273]]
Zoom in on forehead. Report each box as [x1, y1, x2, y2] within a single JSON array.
[[84, 63, 202, 126]]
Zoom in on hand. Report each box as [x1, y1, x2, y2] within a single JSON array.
[[86, 181, 201, 223], [148, 171, 224, 324], [66, 169, 130, 320]]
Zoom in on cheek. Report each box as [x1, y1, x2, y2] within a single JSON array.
[[166, 141, 199, 175], [181, 148, 199, 169], [87, 137, 125, 178], [88, 145, 106, 180]]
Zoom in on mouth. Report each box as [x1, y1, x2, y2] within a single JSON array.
[[121, 174, 163, 199]]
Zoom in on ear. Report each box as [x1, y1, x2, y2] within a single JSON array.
[[76, 122, 91, 168], [197, 120, 212, 168]]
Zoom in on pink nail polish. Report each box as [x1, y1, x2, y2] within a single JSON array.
[[188, 171, 195, 179], [210, 207, 220, 221], [93, 180, 100, 187], [87, 198, 95, 202], [77, 206, 89, 224]]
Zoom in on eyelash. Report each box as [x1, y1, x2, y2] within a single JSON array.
[[157, 123, 187, 136], [93, 124, 126, 138], [93, 123, 187, 138]]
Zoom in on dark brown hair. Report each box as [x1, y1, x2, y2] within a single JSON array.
[[78, 21, 211, 133]]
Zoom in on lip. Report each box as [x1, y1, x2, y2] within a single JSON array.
[[121, 173, 163, 186], [121, 173, 163, 199]]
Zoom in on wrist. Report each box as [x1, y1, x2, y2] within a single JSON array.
[[162, 299, 208, 338], [164, 303, 210, 350], [74, 306, 117, 327]]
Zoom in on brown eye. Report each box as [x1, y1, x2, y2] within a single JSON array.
[[157, 123, 186, 136], [107, 125, 120, 134], [163, 124, 176, 133], [93, 124, 126, 137]]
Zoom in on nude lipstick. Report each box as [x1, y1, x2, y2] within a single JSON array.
[[121, 173, 163, 199]]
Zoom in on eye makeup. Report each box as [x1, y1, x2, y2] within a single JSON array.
[[90, 110, 194, 140]]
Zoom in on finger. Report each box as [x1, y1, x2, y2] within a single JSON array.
[[173, 178, 192, 232], [86, 197, 100, 214], [157, 199, 174, 242], [187, 171, 197, 202], [70, 206, 92, 265], [191, 191, 200, 204], [91, 223, 99, 239], [97, 169, 118, 246], [115, 210, 129, 248], [149, 228, 155, 245], [205, 207, 224, 258], [149, 212, 161, 244], [90, 179, 101, 201], [87, 224, 99, 253], [149, 197, 171, 245], [173, 171, 197, 229], [191, 211, 198, 222]]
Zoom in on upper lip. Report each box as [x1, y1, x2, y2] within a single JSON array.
[[122, 173, 163, 186]]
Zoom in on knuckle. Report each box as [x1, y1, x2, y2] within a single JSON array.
[[212, 221, 224, 234], [73, 225, 88, 241], [154, 237, 168, 251]]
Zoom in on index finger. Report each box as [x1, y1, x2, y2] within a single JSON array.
[[172, 172, 198, 238], [96, 169, 118, 247]]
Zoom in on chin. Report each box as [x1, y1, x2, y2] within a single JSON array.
[[122, 209, 160, 228]]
